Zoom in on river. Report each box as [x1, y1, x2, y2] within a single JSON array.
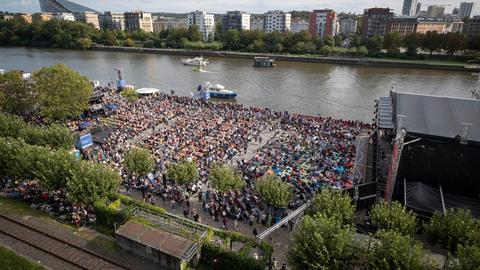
[[1, 47, 477, 122]]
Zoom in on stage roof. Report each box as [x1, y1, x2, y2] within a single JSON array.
[[392, 92, 480, 143]]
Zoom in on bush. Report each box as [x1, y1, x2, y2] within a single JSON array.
[[198, 242, 265, 270], [370, 201, 417, 236], [424, 208, 479, 251], [93, 200, 131, 235], [319, 45, 332, 55], [120, 88, 139, 103], [450, 244, 480, 270]]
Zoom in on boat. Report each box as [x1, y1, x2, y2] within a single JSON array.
[[182, 56, 209, 66], [197, 81, 237, 99]]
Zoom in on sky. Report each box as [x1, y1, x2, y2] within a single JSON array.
[[0, 0, 471, 14]]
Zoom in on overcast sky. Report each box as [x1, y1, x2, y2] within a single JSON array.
[[0, 0, 472, 14]]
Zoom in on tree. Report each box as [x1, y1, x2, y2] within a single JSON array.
[[31, 148, 78, 190], [0, 71, 35, 115], [33, 64, 92, 121], [442, 32, 466, 56], [367, 35, 382, 53], [209, 164, 244, 193], [383, 32, 402, 55], [76, 37, 92, 50], [255, 174, 292, 209], [370, 201, 417, 236], [124, 38, 135, 47], [120, 88, 139, 103], [166, 160, 199, 186], [67, 162, 121, 205], [222, 29, 241, 51], [288, 214, 355, 270], [187, 25, 203, 42], [306, 188, 355, 225], [422, 31, 441, 55], [319, 45, 332, 55], [323, 36, 335, 47], [123, 147, 155, 177], [367, 230, 436, 270], [403, 33, 422, 56], [357, 46, 368, 57], [424, 208, 480, 252]]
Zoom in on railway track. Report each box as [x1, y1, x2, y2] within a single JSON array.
[[0, 213, 130, 270]]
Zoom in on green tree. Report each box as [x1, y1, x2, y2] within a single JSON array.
[[306, 188, 355, 225], [403, 33, 422, 56], [187, 25, 203, 42], [76, 37, 92, 50], [424, 208, 480, 252], [124, 38, 135, 47], [166, 160, 199, 186], [222, 29, 241, 50], [422, 31, 441, 55], [33, 64, 92, 121], [288, 214, 355, 270], [323, 36, 335, 47], [209, 164, 244, 193], [370, 201, 417, 236], [0, 71, 35, 115], [367, 35, 382, 53], [67, 162, 121, 205], [367, 230, 436, 270], [357, 46, 368, 56], [255, 174, 292, 209], [123, 147, 155, 177], [31, 148, 77, 190], [442, 32, 466, 56], [319, 45, 332, 55], [383, 32, 403, 55], [120, 88, 139, 103]]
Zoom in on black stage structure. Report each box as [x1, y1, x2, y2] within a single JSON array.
[[374, 91, 480, 217]]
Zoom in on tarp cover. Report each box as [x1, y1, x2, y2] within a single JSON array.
[[392, 92, 480, 143]]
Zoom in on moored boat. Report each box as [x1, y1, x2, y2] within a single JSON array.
[[183, 57, 209, 66], [197, 81, 237, 99]]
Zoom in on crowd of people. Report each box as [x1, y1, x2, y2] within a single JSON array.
[[86, 88, 371, 228]]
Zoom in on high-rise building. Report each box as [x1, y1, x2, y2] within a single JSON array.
[[291, 18, 309, 33], [309, 9, 337, 38], [152, 17, 187, 33], [389, 17, 418, 35], [361, 8, 394, 40], [102, 12, 125, 31], [264, 10, 291, 33], [125, 12, 153, 32], [39, 0, 97, 13], [74, 12, 100, 29], [187, 11, 215, 41], [464, 16, 480, 37], [416, 3, 422, 15], [426, 5, 445, 18], [402, 0, 418, 16], [339, 17, 357, 34], [250, 18, 264, 31], [222, 11, 250, 32], [459, 2, 474, 19]]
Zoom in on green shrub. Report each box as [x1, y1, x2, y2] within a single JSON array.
[[198, 242, 264, 270], [424, 208, 479, 251], [93, 200, 131, 235], [370, 201, 417, 236], [450, 244, 480, 270]]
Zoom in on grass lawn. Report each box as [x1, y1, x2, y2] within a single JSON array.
[[0, 245, 46, 270]]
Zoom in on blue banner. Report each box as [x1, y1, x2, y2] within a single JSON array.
[[78, 133, 93, 149]]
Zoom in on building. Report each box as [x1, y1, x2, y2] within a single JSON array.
[[264, 10, 291, 33], [74, 12, 100, 29], [426, 5, 445, 18], [14, 13, 33, 23], [187, 11, 215, 41], [32, 12, 53, 22], [339, 17, 357, 34], [152, 17, 187, 33], [125, 12, 153, 32], [416, 20, 448, 34], [102, 12, 125, 31], [291, 18, 309, 33], [416, 3, 422, 15], [389, 17, 418, 35], [250, 18, 264, 31], [309, 9, 337, 38], [448, 21, 464, 33], [361, 8, 394, 40], [464, 16, 480, 37], [402, 0, 418, 16], [459, 2, 474, 19], [53, 13, 75, 21], [222, 11, 250, 32], [39, 0, 98, 13]]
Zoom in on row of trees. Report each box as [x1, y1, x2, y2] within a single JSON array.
[[0, 64, 92, 121], [5, 18, 480, 58], [0, 115, 121, 205]]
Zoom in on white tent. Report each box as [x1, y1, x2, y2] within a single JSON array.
[[136, 88, 161, 95]]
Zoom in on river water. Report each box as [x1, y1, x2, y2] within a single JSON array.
[[1, 47, 477, 122]]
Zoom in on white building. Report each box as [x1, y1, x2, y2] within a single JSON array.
[[74, 11, 100, 29], [187, 11, 215, 41], [250, 18, 264, 31], [103, 11, 125, 31], [264, 10, 291, 33], [339, 17, 357, 34], [223, 11, 250, 32], [53, 13, 75, 21], [291, 20, 309, 33], [124, 12, 153, 32]]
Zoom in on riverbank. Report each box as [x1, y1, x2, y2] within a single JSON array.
[[92, 45, 480, 73]]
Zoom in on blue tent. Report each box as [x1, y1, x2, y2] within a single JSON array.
[[79, 121, 92, 129]]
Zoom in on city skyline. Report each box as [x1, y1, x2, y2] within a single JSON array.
[[0, 0, 468, 14]]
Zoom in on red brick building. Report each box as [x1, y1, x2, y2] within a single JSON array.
[[309, 9, 337, 38]]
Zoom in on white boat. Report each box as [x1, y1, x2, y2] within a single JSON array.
[[197, 81, 237, 99], [182, 57, 209, 66]]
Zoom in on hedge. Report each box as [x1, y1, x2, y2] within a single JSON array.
[[198, 242, 264, 270], [93, 200, 131, 235]]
